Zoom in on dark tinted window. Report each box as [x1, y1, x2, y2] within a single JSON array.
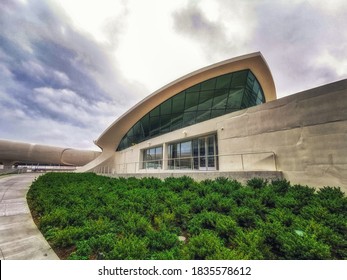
[[117, 70, 265, 151]]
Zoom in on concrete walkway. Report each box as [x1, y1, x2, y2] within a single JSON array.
[[0, 174, 59, 260]]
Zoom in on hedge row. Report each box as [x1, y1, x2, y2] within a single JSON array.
[[27, 173, 347, 259]]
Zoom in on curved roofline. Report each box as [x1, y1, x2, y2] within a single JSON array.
[[0, 139, 101, 166], [96, 52, 276, 151]]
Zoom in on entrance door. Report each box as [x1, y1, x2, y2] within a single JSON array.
[[199, 135, 217, 170]]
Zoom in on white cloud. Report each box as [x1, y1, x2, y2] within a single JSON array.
[[56, 0, 126, 43], [114, 0, 208, 93], [315, 51, 347, 77], [32, 87, 123, 134], [21, 60, 46, 80], [53, 70, 70, 85], [1, 0, 347, 150]]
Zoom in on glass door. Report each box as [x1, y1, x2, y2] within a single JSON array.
[[199, 135, 217, 170], [199, 138, 206, 170], [207, 135, 216, 170]]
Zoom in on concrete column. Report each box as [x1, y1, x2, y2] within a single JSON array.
[[162, 143, 168, 170]]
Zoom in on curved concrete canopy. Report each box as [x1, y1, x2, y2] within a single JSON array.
[[0, 139, 101, 167], [79, 52, 276, 172]]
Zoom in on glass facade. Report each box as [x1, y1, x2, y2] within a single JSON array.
[[142, 146, 163, 169], [117, 69, 264, 151], [168, 134, 218, 170]]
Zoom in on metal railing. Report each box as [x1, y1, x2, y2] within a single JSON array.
[[0, 164, 78, 173], [94, 151, 277, 175]]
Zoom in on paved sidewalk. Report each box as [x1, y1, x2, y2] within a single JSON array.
[[0, 174, 59, 260]]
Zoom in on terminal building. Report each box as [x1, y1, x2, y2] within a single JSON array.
[[78, 52, 347, 191], [1, 52, 346, 190]]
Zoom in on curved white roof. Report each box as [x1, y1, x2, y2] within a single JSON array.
[[100, 52, 275, 149]]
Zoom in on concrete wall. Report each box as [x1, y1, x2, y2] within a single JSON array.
[[217, 79, 347, 190], [94, 79, 347, 192]]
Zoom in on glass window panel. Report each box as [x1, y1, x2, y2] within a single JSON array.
[[216, 74, 232, 89], [172, 93, 185, 114], [208, 135, 215, 155], [140, 115, 150, 138], [199, 89, 214, 104], [258, 89, 264, 101], [186, 83, 200, 93], [192, 139, 199, 169], [176, 143, 180, 158], [227, 88, 244, 109], [208, 136, 215, 168], [212, 89, 228, 110], [119, 137, 127, 150], [142, 146, 163, 169], [180, 141, 192, 158], [160, 114, 171, 134], [155, 146, 163, 160], [231, 70, 248, 87], [200, 78, 216, 91], [168, 144, 173, 158], [180, 141, 192, 168], [150, 106, 160, 117], [168, 144, 174, 169], [149, 116, 160, 136], [185, 91, 199, 112], [252, 81, 260, 93], [183, 111, 196, 127], [160, 99, 172, 115], [132, 134, 141, 145], [149, 148, 156, 156], [244, 89, 257, 105], [256, 89, 265, 105], [241, 94, 251, 107], [170, 113, 183, 130], [127, 127, 134, 137], [211, 109, 225, 118], [196, 110, 211, 122], [199, 138, 206, 168], [180, 158, 191, 169], [198, 90, 214, 110], [133, 122, 142, 137], [143, 149, 150, 161], [247, 71, 255, 85]]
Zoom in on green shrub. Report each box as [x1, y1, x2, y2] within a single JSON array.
[[108, 235, 149, 260], [188, 211, 238, 240], [234, 207, 259, 229], [150, 246, 188, 260], [247, 178, 268, 189], [147, 230, 179, 251], [212, 177, 242, 196], [262, 221, 332, 259], [231, 186, 256, 206], [45, 226, 84, 248], [119, 212, 152, 236], [185, 231, 225, 260], [40, 208, 70, 230], [69, 240, 92, 259], [27, 173, 347, 260], [270, 179, 291, 195], [231, 229, 270, 260], [315, 186, 347, 214], [278, 184, 315, 214]]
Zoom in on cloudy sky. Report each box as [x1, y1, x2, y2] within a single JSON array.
[[1, 0, 347, 150]]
